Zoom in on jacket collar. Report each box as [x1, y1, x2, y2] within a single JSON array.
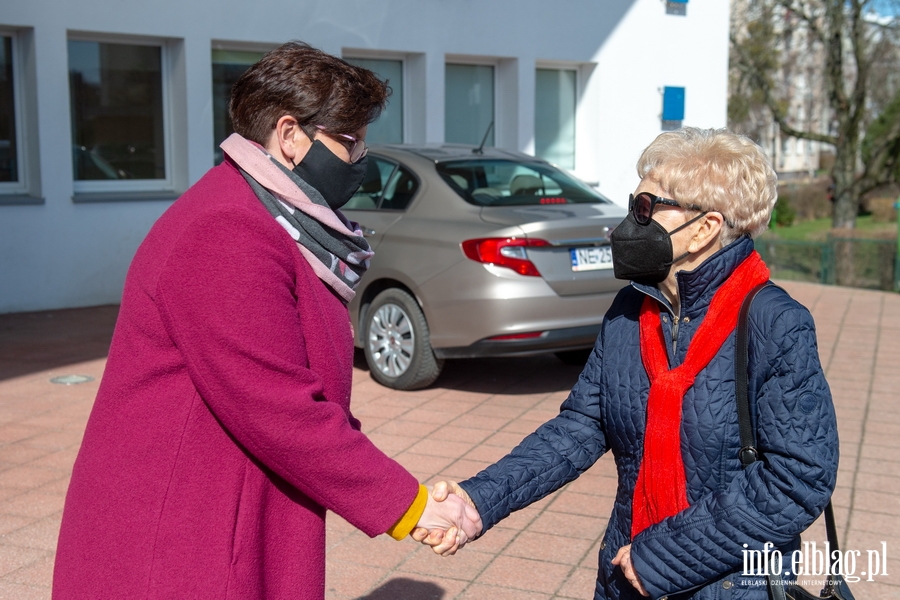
[[631, 235, 755, 317]]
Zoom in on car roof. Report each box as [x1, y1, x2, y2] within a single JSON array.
[[370, 143, 548, 164]]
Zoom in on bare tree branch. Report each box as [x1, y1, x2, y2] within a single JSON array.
[[775, 0, 825, 43], [729, 0, 900, 228]]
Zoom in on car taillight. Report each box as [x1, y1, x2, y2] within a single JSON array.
[[460, 237, 551, 277]]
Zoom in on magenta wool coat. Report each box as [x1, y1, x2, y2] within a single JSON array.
[[53, 160, 419, 599]]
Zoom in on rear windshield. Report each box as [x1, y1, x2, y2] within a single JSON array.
[[435, 159, 611, 207]]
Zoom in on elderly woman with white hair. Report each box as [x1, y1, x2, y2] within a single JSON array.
[[418, 128, 839, 600]]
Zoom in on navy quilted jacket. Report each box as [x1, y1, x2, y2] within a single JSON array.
[[460, 236, 838, 600]]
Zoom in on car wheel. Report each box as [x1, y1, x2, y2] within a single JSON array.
[[554, 348, 593, 366], [364, 288, 444, 390]]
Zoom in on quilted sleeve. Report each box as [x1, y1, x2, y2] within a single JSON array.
[[629, 298, 838, 599], [459, 333, 609, 532]]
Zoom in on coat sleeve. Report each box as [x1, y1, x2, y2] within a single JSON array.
[[459, 330, 609, 532], [629, 296, 839, 599], [154, 204, 419, 537]]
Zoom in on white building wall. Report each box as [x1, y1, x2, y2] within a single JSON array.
[[0, 0, 729, 313]]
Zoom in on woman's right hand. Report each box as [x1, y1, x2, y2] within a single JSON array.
[[411, 481, 481, 555]]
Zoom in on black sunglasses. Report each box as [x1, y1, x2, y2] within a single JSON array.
[[628, 192, 704, 226]]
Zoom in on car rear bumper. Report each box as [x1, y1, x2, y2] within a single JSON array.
[[418, 261, 620, 350], [432, 323, 601, 359]]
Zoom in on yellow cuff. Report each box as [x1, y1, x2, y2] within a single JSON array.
[[386, 484, 429, 540]]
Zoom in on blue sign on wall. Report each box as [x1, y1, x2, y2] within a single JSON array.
[[662, 86, 685, 121]]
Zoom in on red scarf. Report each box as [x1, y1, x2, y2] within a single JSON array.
[[631, 251, 770, 539]]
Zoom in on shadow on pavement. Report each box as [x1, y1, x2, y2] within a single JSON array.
[[355, 578, 445, 600], [435, 354, 583, 394], [0, 305, 119, 381], [354, 347, 584, 395], [1, 305, 583, 397]]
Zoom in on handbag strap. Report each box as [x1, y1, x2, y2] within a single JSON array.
[[734, 282, 843, 596], [735, 282, 767, 467]]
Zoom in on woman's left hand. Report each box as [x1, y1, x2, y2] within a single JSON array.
[[612, 544, 649, 596]]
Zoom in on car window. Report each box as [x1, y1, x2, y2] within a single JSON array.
[[344, 156, 397, 210], [436, 159, 609, 206], [380, 165, 418, 210], [346, 155, 419, 211]]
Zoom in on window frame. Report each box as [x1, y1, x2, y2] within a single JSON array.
[[534, 63, 579, 171], [210, 40, 275, 165], [67, 32, 177, 196], [342, 51, 408, 145], [0, 26, 39, 204], [444, 57, 498, 147]]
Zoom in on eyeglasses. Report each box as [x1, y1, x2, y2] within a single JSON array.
[[628, 192, 704, 226], [313, 125, 368, 163]]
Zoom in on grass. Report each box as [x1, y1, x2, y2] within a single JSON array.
[[764, 215, 898, 242], [757, 215, 898, 291]]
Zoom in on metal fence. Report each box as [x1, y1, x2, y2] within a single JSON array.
[[755, 236, 899, 292]]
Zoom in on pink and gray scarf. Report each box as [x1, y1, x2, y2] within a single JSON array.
[[220, 133, 373, 303]]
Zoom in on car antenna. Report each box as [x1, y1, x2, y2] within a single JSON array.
[[473, 121, 494, 155]]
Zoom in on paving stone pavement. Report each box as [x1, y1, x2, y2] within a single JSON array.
[[0, 281, 898, 599]]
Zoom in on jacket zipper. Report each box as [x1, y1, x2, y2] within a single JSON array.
[[671, 314, 680, 357], [667, 311, 680, 364]]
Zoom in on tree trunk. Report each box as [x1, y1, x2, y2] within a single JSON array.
[[830, 148, 858, 229]]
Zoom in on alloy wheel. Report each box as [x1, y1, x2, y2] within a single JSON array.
[[367, 302, 415, 377]]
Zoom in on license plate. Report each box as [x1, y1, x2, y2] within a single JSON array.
[[570, 246, 613, 271]]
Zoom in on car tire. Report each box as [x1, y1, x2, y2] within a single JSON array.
[[554, 348, 593, 366], [364, 288, 444, 390]]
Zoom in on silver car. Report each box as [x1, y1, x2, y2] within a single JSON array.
[[343, 144, 626, 390]]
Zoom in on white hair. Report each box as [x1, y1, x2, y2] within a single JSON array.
[[636, 127, 778, 244]]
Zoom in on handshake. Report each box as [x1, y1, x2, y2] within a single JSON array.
[[411, 481, 482, 556], [406, 481, 648, 596]]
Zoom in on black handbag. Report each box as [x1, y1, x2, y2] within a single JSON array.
[[735, 284, 856, 600]]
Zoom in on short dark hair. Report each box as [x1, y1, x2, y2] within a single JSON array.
[[229, 41, 390, 144]]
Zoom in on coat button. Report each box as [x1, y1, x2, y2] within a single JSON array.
[[660, 597, 668, 600], [683, 316, 690, 323], [722, 580, 733, 590], [599, 540, 606, 550]]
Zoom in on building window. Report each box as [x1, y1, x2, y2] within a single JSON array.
[[0, 28, 40, 204], [535, 68, 576, 170], [68, 39, 166, 184], [445, 63, 494, 146], [0, 35, 18, 185], [212, 49, 265, 164], [666, 0, 687, 16], [345, 58, 404, 144]]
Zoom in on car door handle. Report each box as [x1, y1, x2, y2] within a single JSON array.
[[361, 227, 376, 236]]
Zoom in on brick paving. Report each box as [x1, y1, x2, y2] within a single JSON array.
[[0, 281, 898, 599]]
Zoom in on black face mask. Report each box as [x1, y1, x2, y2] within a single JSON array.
[[292, 140, 368, 210], [610, 211, 707, 284]]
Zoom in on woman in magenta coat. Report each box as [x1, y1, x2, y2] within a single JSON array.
[[53, 42, 479, 599]]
